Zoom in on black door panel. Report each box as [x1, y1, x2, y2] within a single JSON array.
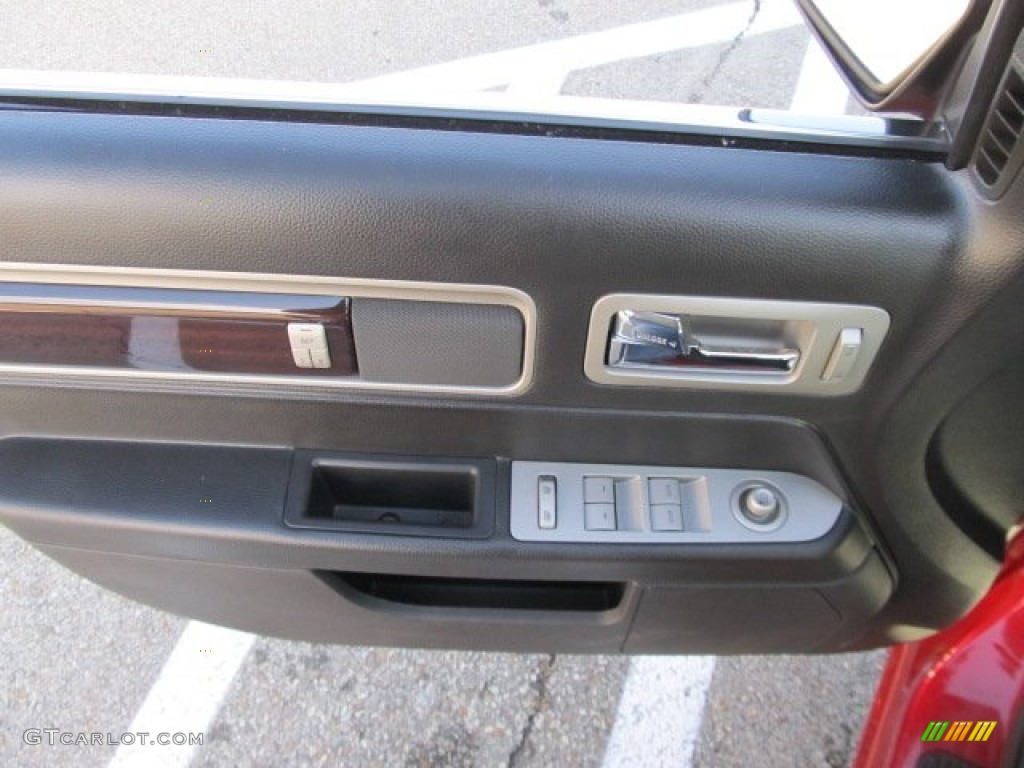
[[0, 435, 886, 652], [1, 105, 1022, 652]]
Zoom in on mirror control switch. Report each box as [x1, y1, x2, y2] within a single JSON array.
[[287, 323, 332, 369], [538, 476, 557, 529]]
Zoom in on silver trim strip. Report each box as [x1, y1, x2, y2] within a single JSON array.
[[0, 69, 946, 153], [0, 263, 536, 397]]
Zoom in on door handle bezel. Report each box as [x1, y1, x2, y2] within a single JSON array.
[[585, 294, 890, 396]]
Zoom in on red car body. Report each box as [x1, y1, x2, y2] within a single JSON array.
[[856, 529, 1024, 768]]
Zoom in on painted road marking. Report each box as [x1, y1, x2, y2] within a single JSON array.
[[790, 35, 851, 115], [602, 656, 716, 768], [344, 0, 803, 96], [0, 0, 815, 124], [107, 622, 254, 768]]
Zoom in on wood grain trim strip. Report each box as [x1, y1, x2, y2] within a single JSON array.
[[0, 284, 357, 377]]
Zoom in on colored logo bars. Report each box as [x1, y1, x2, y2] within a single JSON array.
[[921, 721, 997, 743]]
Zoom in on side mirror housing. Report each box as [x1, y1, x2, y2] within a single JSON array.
[[796, 0, 990, 119]]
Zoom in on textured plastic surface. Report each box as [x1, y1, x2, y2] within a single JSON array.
[[928, 359, 1024, 557]]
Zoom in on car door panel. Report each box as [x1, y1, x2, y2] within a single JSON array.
[[0, 102, 1021, 653]]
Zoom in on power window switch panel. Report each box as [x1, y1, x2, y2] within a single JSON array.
[[287, 323, 332, 369], [583, 476, 615, 503], [538, 476, 557, 529], [584, 503, 616, 531], [648, 477, 681, 505], [650, 504, 684, 531]]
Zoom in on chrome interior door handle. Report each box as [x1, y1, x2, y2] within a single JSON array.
[[686, 344, 800, 371], [607, 310, 800, 374]]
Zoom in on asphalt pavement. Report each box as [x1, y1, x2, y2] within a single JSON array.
[[0, 1, 885, 766]]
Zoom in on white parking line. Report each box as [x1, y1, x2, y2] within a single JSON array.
[[601, 656, 716, 768], [343, 0, 802, 96], [107, 622, 254, 768], [789, 35, 851, 115]]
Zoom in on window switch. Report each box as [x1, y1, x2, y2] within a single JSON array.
[[583, 476, 615, 503], [648, 477, 681, 505], [650, 504, 684, 531], [585, 502, 616, 530]]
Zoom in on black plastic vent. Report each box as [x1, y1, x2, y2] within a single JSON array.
[[973, 65, 1024, 193]]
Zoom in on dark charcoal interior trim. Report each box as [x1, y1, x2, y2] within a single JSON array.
[[285, 452, 498, 539], [0, 436, 891, 652], [926, 358, 1024, 559], [0, 104, 1022, 651], [324, 572, 628, 613]]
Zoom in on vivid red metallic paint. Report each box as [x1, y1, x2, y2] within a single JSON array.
[[855, 530, 1024, 768]]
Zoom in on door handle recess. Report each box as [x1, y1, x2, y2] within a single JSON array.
[[585, 294, 891, 396], [608, 311, 801, 374]]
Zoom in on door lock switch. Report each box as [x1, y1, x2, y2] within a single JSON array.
[[538, 476, 557, 529]]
